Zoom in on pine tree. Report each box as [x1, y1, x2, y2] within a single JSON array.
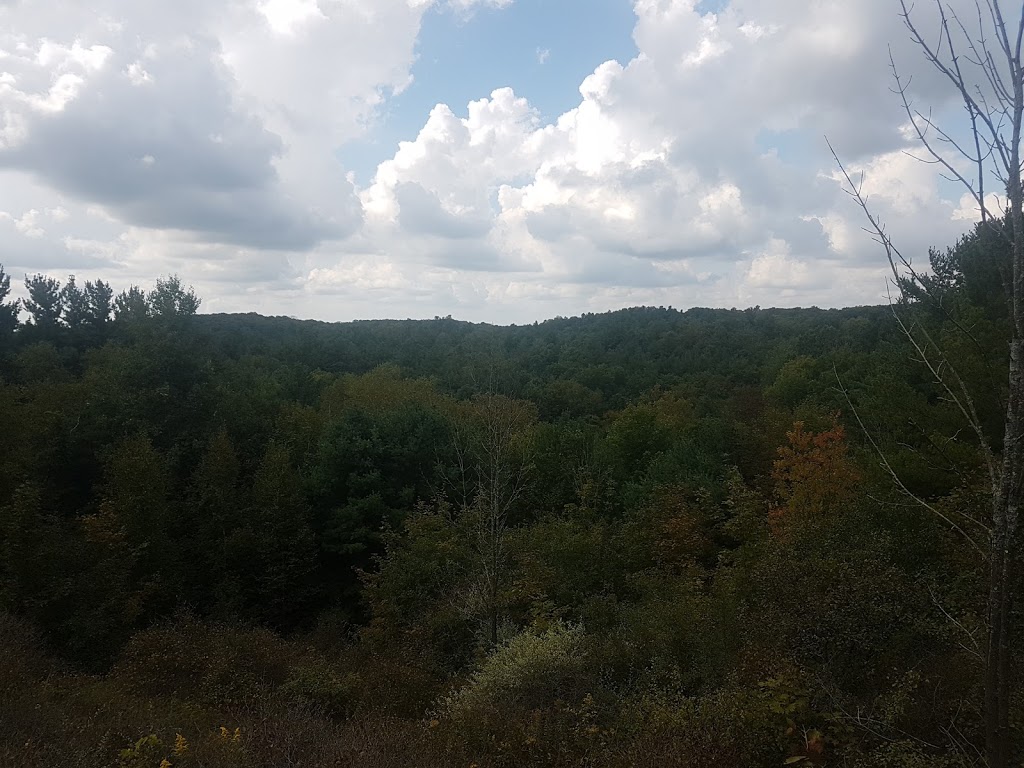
[[61, 275, 90, 328], [149, 275, 200, 319], [0, 263, 19, 338], [113, 286, 149, 322], [23, 274, 63, 331], [85, 279, 114, 328]]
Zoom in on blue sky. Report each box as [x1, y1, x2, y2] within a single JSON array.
[[339, 0, 639, 186]]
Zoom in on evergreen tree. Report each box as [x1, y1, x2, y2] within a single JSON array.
[[113, 285, 149, 322], [85, 279, 114, 328], [219, 440, 318, 627], [61, 275, 91, 328], [0, 263, 19, 338], [149, 275, 200, 319], [23, 274, 63, 331], [187, 428, 242, 603]]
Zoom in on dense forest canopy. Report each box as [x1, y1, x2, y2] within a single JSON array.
[[0, 216, 1018, 766]]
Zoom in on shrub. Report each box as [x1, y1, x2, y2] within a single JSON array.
[[111, 616, 301, 705], [442, 621, 588, 721], [438, 622, 613, 765], [280, 663, 360, 718]]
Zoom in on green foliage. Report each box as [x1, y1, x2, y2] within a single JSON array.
[[84, 278, 114, 327], [149, 274, 200, 318], [437, 622, 610, 764], [444, 622, 589, 721], [61, 275, 91, 328], [0, 263, 19, 340], [22, 273, 63, 332], [362, 502, 477, 674], [0, 237, 1017, 765], [280, 662, 361, 718], [0, 483, 62, 613], [216, 440, 319, 627], [114, 285, 149, 322]]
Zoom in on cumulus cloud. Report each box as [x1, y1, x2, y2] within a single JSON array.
[[0, 0, 1001, 321], [343, 0, 990, 320], [0, 0, 428, 250]]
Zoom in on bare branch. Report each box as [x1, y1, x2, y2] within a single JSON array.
[[930, 587, 985, 659], [834, 365, 985, 555], [900, 0, 1013, 177]]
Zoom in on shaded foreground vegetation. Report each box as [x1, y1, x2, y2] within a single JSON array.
[[0, 222, 1020, 766]]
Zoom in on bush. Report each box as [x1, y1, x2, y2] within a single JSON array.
[[280, 663, 360, 718], [442, 622, 589, 721], [111, 616, 301, 705], [437, 622, 613, 765]]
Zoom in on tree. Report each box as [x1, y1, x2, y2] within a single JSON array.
[[449, 394, 536, 647], [316, 410, 436, 535], [769, 419, 860, 536], [187, 428, 242, 601], [149, 275, 200, 319], [219, 440, 318, 627], [85, 279, 114, 328], [61, 275, 91, 329], [0, 263, 19, 338], [114, 285, 149, 322], [831, 3, 1024, 764], [78, 433, 178, 655], [22, 274, 63, 331]]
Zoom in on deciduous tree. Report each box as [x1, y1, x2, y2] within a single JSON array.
[[831, 2, 1024, 763]]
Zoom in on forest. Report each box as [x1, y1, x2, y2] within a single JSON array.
[[0, 216, 1018, 767]]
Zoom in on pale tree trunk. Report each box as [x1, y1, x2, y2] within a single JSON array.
[[831, 3, 1024, 764], [446, 392, 535, 648]]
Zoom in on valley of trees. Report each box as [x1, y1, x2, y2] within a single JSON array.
[[0, 217, 1019, 766]]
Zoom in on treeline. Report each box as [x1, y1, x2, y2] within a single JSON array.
[[1, 270, 200, 334], [0, 221, 1018, 766]]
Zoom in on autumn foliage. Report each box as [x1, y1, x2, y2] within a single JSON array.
[[769, 418, 860, 536]]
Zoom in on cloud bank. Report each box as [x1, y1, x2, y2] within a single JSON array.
[[0, 0, 992, 321]]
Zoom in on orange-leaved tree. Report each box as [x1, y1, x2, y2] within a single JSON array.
[[769, 419, 860, 537]]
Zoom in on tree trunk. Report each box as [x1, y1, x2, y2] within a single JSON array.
[[988, 337, 1023, 768]]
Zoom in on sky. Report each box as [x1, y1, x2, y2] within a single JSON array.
[[0, 0, 1006, 323]]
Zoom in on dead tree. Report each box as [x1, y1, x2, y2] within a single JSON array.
[[830, 2, 1023, 765], [447, 393, 535, 647]]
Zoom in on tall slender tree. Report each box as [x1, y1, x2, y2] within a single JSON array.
[[61, 275, 90, 329], [449, 394, 535, 647], [85, 279, 114, 328], [832, 3, 1024, 764], [0, 263, 19, 338]]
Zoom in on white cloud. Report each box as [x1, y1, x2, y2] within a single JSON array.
[[952, 192, 1005, 222], [0, 0, 1005, 322], [257, 0, 325, 35], [329, 0, 992, 320]]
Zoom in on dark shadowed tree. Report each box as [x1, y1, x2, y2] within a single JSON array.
[[85, 279, 114, 328], [113, 286, 149, 322], [0, 263, 19, 339], [23, 274, 63, 332], [218, 440, 318, 627], [61, 275, 90, 329], [149, 275, 200, 319]]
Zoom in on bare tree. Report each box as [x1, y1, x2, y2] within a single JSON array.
[[446, 393, 535, 647], [831, 2, 1023, 765]]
